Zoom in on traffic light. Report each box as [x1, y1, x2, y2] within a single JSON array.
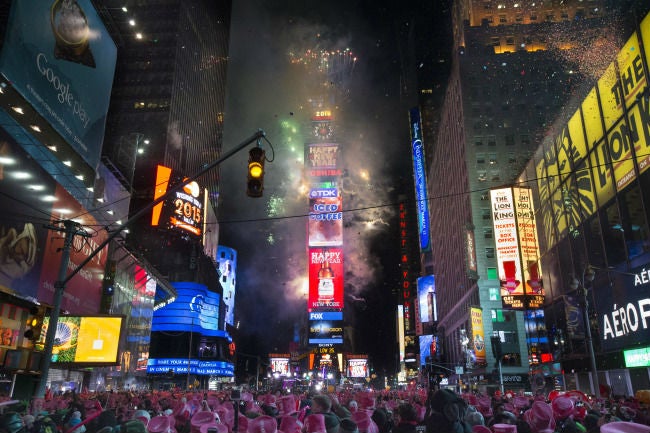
[[24, 306, 46, 343], [246, 147, 266, 197]]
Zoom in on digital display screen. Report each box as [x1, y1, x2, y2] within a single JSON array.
[[151, 165, 204, 238], [39, 316, 123, 364], [309, 320, 343, 344], [347, 358, 368, 378], [146, 358, 234, 376], [308, 248, 344, 311]]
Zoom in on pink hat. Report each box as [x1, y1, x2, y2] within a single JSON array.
[[513, 397, 529, 410], [238, 414, 249, 433], [551, 397, 574, 420], [472, 426, 491, 433], [351, 411, 378, 433], [266, 395, 278, 407], [493, 424, 517, 433], [200, 424, 228, 433], [524, 402, 556, 433], [148, 416, 172, 433], [600, 423, 650, 433], [191, 411, 217, 431], [248, 415, 278, 433], [278, 416, 303, 433], [304, 414, 327, 433], [278, 396, 297, 415]]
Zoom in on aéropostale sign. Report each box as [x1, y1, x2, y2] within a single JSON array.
[[597, 265, 650, 352], [0, 0, 117, 171]]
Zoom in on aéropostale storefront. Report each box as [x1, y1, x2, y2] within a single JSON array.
[[594, 264, 650, 394]]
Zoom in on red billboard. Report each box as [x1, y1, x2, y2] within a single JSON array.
[[308, 247, 344, 311], [39, 184, 108, 314]]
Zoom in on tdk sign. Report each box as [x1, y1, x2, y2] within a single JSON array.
[[310, 188, 338, 198], [309, 312, 343, 321]]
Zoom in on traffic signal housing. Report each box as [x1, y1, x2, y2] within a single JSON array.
[[246, 147, 266, 197], [24, 306, 46, 343]]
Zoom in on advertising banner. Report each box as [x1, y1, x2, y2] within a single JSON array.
[[513, 187, 544, 309], [39, 316, 123, 364], [470, 307, 486, 365], [307, 143, 341, 177], [408, 107, 431, 253], [309, 320, 343, 345], [146, 358, 233, 376], [417, 276, 436, 332], [308, 247, 344, 310], [39, 183, 108, 314], [216, 246, 237, 327], [597, 265, 650, 352], [347, 357, 368, 378], [0, 0, 117, 171], [152, 165, 204, 238], [309, 193, 343, 247], [152, 282, 223, 337], [623, 346, 650, 368], [270, 356, 290, 375], [490, 188, 524, 309]]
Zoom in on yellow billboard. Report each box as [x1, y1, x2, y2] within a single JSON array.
[[470, 307, 486, 365]]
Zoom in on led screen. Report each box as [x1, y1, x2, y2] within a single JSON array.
[[347, 358, 368, 378], [270, 357, 290, 375], [309, 193, 343, 247], [39, 316, 123, 364], [151, 282, 223, 336], [146, 358, 234, 376], [308, 248, 344, 311], [151, 165, 204, 238], [309, 320, 343, 345]]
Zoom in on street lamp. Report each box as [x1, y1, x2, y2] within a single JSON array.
[[569, 265, 599, 396]]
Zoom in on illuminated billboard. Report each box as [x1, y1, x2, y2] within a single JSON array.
[[0, 0, 117, 171], [151, 165, 204, 238], [417, 275, 436, 332], [307, 143, 341, 177], [532, 13, 650, 253], [309, 319, 344, 345], [470, 307, 486, 366], [490, 187, 524, 309], [308, 248, 344, 310], [217, 246, 237, 327], [309, 192, 343, 247], [513, 188, 544, 309], [409, 107, 431, 253], [38, 316, 124, 365], [269, 354, 291, 375], [624, 346, 650, 368], [346, 356, 368, 378], [419, 334, 437, 366], [151, 282, 224, 337], [146, 358, 233, 376]]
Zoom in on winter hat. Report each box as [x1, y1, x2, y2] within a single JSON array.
[[600, 422, 650, 433], [524, 401, 555, 433], [247, 415, 278, 433], [278, 416, 303, 433], [238, 414, 249, 433], [304, 414, 327, 433], [464, 410, 485, 427], [493, 424, 517, 433], [147, 416, 171, 433], [351, 411, 378, 433], [278, 396, 298, 416], [200, 423, 228, 433], [552, 397, 575, 420]]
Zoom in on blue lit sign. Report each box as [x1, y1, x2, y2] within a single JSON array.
[[309, 312, 343, 321], [409, 107, 431, 252], [147, 358, 234, 376], [152, 282, 227, 338]]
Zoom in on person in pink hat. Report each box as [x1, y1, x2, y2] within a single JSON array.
[[278, 415, 303, 433], [247, 415, 278, 433], [304, 414, 328, 433], [552, 397, 581, 433], [600, 422, 650, 433], [351, 410, 379, 433], [523, 401, 556, 433]]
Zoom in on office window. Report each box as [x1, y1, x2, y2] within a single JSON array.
[[491, 37, 500, 46], [489, 154, 498, 165], [488, 136, 497, 146], [486, 247, 495, 258], [506, 37, 515, 45], [477, 153, 486, 164], [484, 228, 493, 239], [490, 170, 500, 181], [482, 208, 491, 220], [499, 15, 507, 23], [515, 15, 523, 23], [478, 171, 487, 182], [505, 135, 515, 146], [475, 137, 484, 146]]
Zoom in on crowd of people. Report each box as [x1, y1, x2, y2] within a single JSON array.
[[0, 387, 649, 433]]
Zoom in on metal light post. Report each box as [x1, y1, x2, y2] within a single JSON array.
[[570, 265, 599, 396]]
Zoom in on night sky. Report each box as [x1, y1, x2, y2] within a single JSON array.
[[217, 1, 451, 375]]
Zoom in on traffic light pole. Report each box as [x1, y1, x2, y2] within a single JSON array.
[[34, 129, 266, 398], [35, 220, 91, 398]]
